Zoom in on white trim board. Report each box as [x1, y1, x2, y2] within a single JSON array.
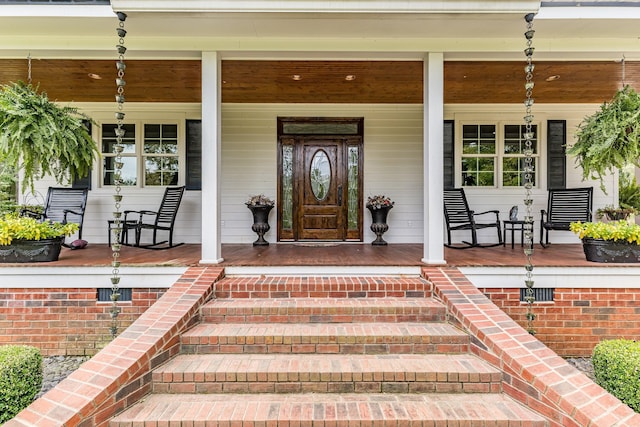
[[459, 266, 640, 289]]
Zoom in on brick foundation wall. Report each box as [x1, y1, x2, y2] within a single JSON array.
[[482, 287, 640, 357], [0, 287, 167, 356], [1, 285, 638, 358]]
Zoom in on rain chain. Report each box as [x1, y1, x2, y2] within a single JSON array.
[[523, 12, 536, 335], [110, 11, 127, 339]]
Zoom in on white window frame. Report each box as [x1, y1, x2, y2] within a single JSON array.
[[98, 119, 185, 188], [457, 120, 541, 189]]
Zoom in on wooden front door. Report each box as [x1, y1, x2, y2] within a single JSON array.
[[299, 139, 345, 240], [278, 117, 363, 242]]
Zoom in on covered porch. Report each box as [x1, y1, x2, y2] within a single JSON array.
[[9, 242, 602, 268]]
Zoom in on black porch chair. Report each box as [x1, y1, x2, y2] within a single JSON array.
[[443, 188, 503, 249], [21, 187, 88, 247], [123, 186, 185, 249], [540, 187, 593, 247]]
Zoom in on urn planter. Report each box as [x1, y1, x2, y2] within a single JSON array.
[[0, 237, 64, 263], [367, 205, 393, 246], [247, 204, 274, 246], [582, 238, 640, 263]]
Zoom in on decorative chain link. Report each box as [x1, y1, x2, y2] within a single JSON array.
[[523, 13, 536, 335], [110, 11, 127, 339]]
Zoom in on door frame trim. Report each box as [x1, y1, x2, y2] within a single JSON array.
[[277, 117, 364, 242]]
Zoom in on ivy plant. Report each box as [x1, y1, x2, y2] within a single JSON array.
[[568, 85, 640, 193], [0, 81, 99, 193]]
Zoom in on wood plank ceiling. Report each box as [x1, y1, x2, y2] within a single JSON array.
[[0, 59, 637, 104]]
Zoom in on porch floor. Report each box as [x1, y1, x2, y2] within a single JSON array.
[[9, 242, 604, 268]]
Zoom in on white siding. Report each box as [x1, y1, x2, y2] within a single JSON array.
[[22, 102, 613, 246], [221, 104, 425, 244]]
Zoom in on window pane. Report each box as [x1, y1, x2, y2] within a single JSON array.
[[102, 123, 135, 153], [503, 124, 538, 155], [479, 125, 495, 139], [461, 157, 495, 187], [145, 157, 178, 186], [347, 146, 359, 230], [103, 156, 137, 186], [281, 145, 293, 230], [462, 140, 479, 154], [503, 157, 537, 187], [479, 141, 496, 154], [144, 124, 178, 154], [310, 150, 331, 201], [462, 125, 478, 139]]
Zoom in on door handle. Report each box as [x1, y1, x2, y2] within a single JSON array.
[[338, 185, 343, 206]]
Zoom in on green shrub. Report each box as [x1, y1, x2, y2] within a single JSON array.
[[0, 345, 43, 423], [592, 339, 640, 413]]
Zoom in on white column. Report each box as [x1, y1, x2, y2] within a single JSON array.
[[422, 52, 446, 265], [200, 51, 224, 264]]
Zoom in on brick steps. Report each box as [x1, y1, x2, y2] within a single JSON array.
[[152, 353, 502, 394], [201, 297, 446, 323], [110, 392, 548, 427], [109, 276, 550, 426], [181, 322, 470, 354]]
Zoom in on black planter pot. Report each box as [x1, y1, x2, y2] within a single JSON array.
[[0, 237, 64, 263], [247, 204, 274, 246], [367, 205, 393, 246], [582, 238, 640, 263]]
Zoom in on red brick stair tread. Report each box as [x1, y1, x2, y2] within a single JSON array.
[[202, 297, 446, 323], [110, 393, 547, 426], [155, 353, 501, 382], [184, 322, 466, 341]]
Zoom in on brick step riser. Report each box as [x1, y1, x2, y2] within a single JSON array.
[[213, 278, 431, 300], [181, 342, 470, 355], [215, 289, 429, 299], [152, 380, 501, 394], [201, 312, 446, 324]]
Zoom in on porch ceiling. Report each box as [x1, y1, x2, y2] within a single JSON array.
[[0, 3, 639, 61], [0, 58, 637, 104]]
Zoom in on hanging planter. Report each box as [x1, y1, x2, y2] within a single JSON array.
[[568, 84, 640, 194], [0, 81, 99, 193]]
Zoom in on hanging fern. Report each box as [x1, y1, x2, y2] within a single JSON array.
[[0, 81, 99, 193], [568, 85, 640, 193]]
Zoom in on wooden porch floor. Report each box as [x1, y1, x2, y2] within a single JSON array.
[[4, 242, 605, 268]]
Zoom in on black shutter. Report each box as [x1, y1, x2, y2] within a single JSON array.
[[547, 120, 566, 189], [185, 120, 202, 190], [443, 120, 455, 188], [72, 119, 93, 190]]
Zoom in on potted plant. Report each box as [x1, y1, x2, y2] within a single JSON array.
[[570, 220, 640, 263], [0, 81, 99, 194], [366, 194, 394, 245], [0, 214, 79, 262], [245, 194, 275, 246]]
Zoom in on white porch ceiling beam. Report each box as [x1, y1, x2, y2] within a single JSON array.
[[110, 1, 541, 14]]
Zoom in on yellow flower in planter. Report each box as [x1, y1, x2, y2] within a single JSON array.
[[570, 220, 640, 244], [0, 214, 79, 246]]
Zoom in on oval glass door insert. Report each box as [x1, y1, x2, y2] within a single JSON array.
[[310, 150, 331, 201]]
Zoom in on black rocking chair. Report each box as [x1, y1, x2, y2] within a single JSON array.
[[123, 186, 185, 249], [443, 188, 503, 249], [21, 187, 89, 247], [540, 187, 593, 247]]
